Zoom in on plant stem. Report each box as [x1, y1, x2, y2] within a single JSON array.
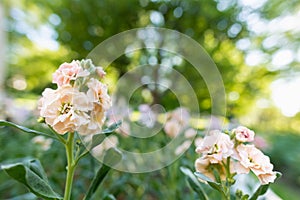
[[64, 132, 75, 200]]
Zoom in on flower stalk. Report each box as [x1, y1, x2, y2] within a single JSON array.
[[64, 132, 76, 200]]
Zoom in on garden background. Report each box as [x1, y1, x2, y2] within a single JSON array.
[[0, 0, 300, 199]]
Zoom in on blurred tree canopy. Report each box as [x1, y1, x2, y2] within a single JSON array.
[[2, 0, 300, 122]]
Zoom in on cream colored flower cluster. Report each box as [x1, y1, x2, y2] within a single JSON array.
[[195, 126, 277, 185], [38, 59, 111, 135]]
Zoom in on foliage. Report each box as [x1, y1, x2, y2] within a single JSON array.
[[3, 0, 279, 118]]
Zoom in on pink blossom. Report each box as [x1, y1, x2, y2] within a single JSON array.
[[52, 61, 89, 87], [195, 157, 226, 181], [95, 66, 106, 78], [254, 136, 268, 150], [234, 126, 255, 142], [31, 136, 53, 151], [195, 157, 215, 181], [196, 131, 234, 163], [92, 135, 119, 158], [87, 78, 112, 110], [164, 119, 182, 138], [257, 172, 277, 185], [175, 140, 192, 155], [235, 144, 277, 185], [169, 107, 190, 127], [184, 128, 197, 139], [38, 86, 92, 134]]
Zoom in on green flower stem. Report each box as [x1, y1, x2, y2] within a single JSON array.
[[64, 132, 76, 200], [48, 125, 67, 144], [222, 157, 232, 200]]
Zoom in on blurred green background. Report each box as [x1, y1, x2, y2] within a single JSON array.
[[0, 0, 300, 199]]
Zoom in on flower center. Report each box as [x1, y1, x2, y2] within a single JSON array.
[[59, 102, 73, 115]]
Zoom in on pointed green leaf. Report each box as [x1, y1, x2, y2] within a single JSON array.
[[90, 133, 112, 150], [180, 167, 209, 200], [194, 172, 213, 182], [207, 181, 227, 198], [1, 158, 62, 200], [103, 147, 122, 167], [212, 167, 221, 183], [249, 184, 269, 200], [103, 194, 117, 200], [101, 121, 122, 134], [207, 181, 222, 192], [0, 120, 57, 140], [84, 148, 122, 200]]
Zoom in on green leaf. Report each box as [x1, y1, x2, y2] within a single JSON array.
[[103, 194, 117, 200], [207, 181, 222, 192], [101, 121, 122, 134], [0, 120, 57, 140], [212, 167, 221, 183], [90, 133, 111, 150], [194, 172, 213, 182], [84, 148, 122, 200], [180, 167, 209, 200], [1, 158, 62, 200], [249, 184, 270, 200]]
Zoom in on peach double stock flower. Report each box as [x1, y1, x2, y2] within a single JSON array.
[[234, 144, 277, 185], [196, 131, 234, 164], [234, 126, 255, 142], [195, 126, 277, 185], [39, 59, 111, 135], [52, 60, 90, 87]]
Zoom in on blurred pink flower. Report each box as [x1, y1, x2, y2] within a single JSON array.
[[164, 119, 182, 138], [169, 107, 190, 127], [52, 61, 89, 87], [253, 136, 268, 150], [31, 136, 53, 151], [235, 144, 276, 185], [138, 104, 156, 128], [92, 135, 119, 158], [234, 126, 255, 142], [175, 140, 192, 155], [196, 131, 234, 163], [184, 128, 197, 139]]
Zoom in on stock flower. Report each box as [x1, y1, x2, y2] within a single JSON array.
[[77, 104, 106, 135], [38, 86, 92, 134], [234, 126, 255, 142], [164, 119, 182, 138], [195, 157, 226, 181], [184, 128, 197, 139], [95, 66, 106, 78], [92, 135, 119, 158], [234, 144, 277, 185], [138, 104, 156, 128], [196, 131, 234, 163], [195, 157, 215, 181], [169, 107, 190, 127], [31, 136, 53, 151], [175, 140, 192, 155], [87, 78, 111, 110], [52, 60, 90, 87]]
